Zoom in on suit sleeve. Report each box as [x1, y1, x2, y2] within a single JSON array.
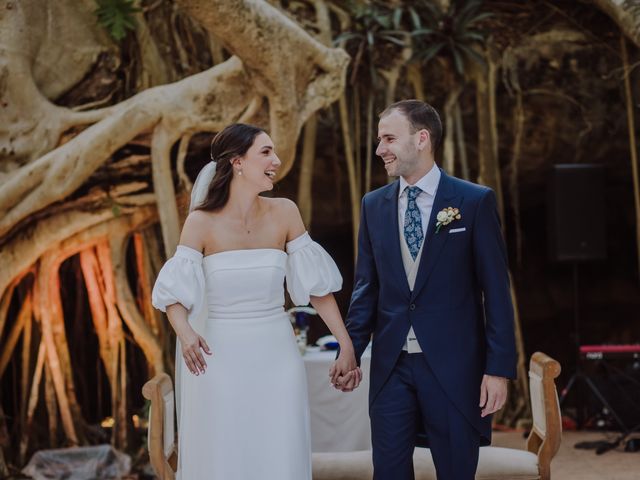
[[345, 196, 379, 364], [472, 188, 517, 379]]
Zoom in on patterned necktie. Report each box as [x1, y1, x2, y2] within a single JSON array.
[[404, 186, 423, 260]]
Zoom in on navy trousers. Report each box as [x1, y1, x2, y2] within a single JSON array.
[[370, 352, 480, 480]]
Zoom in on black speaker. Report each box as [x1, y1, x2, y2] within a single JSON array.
[[547, 164, 607, 262]]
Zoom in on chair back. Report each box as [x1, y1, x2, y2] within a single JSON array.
[[526, 352, 562, 480], [142, 373, 178, 480]]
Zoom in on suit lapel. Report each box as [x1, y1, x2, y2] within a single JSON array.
[[382, 181, 411, 298], [411, 170, 461, 301]]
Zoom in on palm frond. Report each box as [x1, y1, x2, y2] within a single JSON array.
[[334, 31, 364, 46], [411, 27, 438, 38], [451, 48, 465, 76], [415, 42, 446, 64]]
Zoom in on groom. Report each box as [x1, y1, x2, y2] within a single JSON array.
[[338, 100, 517, 479]]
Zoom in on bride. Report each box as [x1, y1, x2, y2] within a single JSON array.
[[151, 123, 361, 479]]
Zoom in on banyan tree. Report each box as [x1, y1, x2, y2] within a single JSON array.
[[0, 0, 348, 466], [2, 0, 640, 474]]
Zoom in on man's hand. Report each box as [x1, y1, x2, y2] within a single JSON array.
[[338, 368, 362, 392], [329, 362, 362, 392], [479, 374, 508, 417], [328, 345, 362, 392]]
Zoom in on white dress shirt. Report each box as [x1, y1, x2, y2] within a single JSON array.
[[398, 163, 441, 238], [398, 164, 441, 352]]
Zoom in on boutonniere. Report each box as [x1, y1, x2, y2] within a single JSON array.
[[435, 207, 461, 233]]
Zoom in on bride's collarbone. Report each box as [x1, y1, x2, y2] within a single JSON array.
[[201, 221, 286, 255], [197, 202, 289, 253]]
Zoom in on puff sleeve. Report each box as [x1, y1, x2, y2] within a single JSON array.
[[151, 245, 205, 321], [285, 232, 342, 306]]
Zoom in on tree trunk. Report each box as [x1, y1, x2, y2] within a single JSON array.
[[80, 245, 128, 449], [0, 281, 18, 342], [621, 35, 640, 282], [473, 51, 529, 427], [20, 302, 32, 432], [297, 115, 319, 228], [43, 355, 60, 446], [0, 293, 31, 378], [37, 253, 85, 445], [474, 57, 504, 220], [509, 91, 525, 267], [338, 94, 360, 256], [19, 341, 45, 463], [407, 63, 425, 101], [1, 0, 348, 246], [110, 232, 165, 375], [364, 92, 374, 194], [453, 101, 469, 180], [354, 88, 362, 196], [134, 232, 163, 337], [174, 0, 349, 179], [443, 87, 462, 175]]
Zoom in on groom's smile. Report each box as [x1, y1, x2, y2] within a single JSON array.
[[383, 156, 397, 168], [376, 108, 437, 185]]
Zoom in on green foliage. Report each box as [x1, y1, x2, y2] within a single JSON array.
[[95, 0, 141, 42], [111, 201, 122, 217], [407, 0, 492, 77], [334, 1, 408, 85], [336, 0, 492, 84]]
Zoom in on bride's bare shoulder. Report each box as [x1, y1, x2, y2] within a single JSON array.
[[263, 197, 305, 240], [179, 210, 216, 252]]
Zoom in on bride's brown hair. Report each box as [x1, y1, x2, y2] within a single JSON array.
[[196, 123, 265, 212]]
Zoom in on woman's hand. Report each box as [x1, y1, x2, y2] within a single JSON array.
[[307, 292, 362, 392], [178, 326, 212, 375], [329, 346, 361, 391]]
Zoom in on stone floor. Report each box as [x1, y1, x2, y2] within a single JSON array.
[[8, 430, 639, 479], [493, 430, 640, 480]]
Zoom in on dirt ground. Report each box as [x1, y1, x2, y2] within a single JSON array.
[[493, 430, 640, 479]]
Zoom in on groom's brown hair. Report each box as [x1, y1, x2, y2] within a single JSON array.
[[380, 99, 442, 154]]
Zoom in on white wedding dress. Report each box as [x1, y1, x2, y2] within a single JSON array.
[[151, 232, 341, 480]]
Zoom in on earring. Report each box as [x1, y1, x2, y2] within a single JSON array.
[[238, 170, 243, 176]]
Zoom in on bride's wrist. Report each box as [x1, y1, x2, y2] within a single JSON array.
[[176, 324, 194, 341], [337, 341, 354, 355]]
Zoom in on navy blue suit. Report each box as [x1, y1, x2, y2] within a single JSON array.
[[346, 170, 517, 479]]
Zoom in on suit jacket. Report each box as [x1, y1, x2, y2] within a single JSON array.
[[346, 169, 517, 442]]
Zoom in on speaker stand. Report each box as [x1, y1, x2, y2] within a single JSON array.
[[559, 263, 627, 432], [576, 357, 640, 454]]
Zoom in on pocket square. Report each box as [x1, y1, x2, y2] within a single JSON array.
[[449, 227, 466, 234]]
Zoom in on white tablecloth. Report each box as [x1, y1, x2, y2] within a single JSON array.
[[303, 346, 372, 452]]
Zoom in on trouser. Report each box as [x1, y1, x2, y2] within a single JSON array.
[[370, 351, 480, 480]]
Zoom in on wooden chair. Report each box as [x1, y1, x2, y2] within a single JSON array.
[[142, 373, 178, 480], [474, 351, 562, 480], [143, 352, 561, 480], [312, 351, 562, 480]]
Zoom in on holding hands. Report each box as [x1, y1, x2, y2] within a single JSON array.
[[329, 344, 362, 392], [306, 293, 362, 393]]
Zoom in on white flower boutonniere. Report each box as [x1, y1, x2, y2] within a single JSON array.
[[435, 207, 462, 233]]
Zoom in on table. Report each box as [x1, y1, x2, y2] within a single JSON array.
[[303, 346, 372, 452]]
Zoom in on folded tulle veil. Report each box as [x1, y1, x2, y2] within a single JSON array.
[[189, 161, 217, 213], [174, 161, 216, 435]]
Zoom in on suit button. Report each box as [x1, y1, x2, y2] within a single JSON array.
[[410, 304, 416, 311]]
